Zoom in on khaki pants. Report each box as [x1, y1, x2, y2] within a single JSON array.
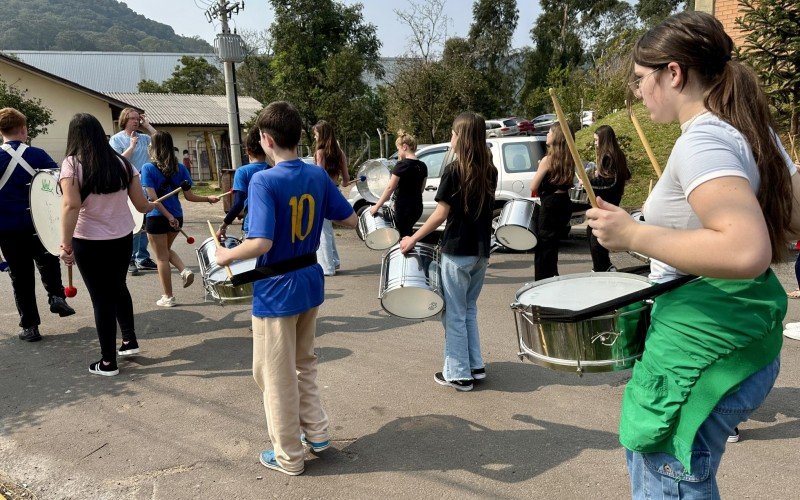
[[252, 307, 329, 472]]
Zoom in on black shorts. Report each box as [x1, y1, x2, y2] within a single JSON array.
[[146, 216, 183, 235]]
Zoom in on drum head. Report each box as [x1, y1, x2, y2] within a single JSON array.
[[356, 159, 393, 203], [365, 227, 400, 250], [207, 257, 257, 282], [29, 171, 62, 255], [516, 273, 650, 311], [382, 287, 444, 319], [495, 225, 537, 251]]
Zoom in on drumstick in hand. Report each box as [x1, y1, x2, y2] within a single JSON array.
[[154, 181, 192, 203], [64, 266, 78, 297], [179, 228, 195, 244], [627, 101, 663, 178], [207, 220, 233, 279], [549, 88, 597, 208]]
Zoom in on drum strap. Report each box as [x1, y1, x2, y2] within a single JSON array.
[[230, 252, 318, 286], [0, 144, 35, 192]]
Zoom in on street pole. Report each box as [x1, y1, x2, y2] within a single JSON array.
[[207, 0, 245, 171]]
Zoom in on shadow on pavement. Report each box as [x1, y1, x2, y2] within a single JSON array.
[[477, 361, 630, 393], [743, 386, 800, 441], [306, 414, 618, 482]]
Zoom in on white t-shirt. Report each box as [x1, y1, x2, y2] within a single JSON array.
[[642, 112, 796, 283]]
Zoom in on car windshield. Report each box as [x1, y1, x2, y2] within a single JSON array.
[[503, 119, 516, 127]]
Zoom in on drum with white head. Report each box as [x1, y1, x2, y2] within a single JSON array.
[[128, 198, 145, 233], [196, 237, 257, 302], [510, 273, 652, 374], [358, 207, 399, 250], [29, 170, 62, 255], [379, 243, 443, 319], [356, 159, 393, 203], [494, 198, 538, 251]]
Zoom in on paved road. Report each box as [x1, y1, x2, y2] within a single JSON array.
[[1, 202, 798, 499]]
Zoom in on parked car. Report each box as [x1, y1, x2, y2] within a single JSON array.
[[581, 110, 595, 128], [348, 136, 586, 236], [531, 113, 557, 132], [510, 116, 533, 135], [485, 118, 520, 138]]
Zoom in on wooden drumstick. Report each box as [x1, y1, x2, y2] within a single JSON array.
[[207, 220, 233, 279], [548, 88, 597, 208], [154, 181, 191, 203], [627, 101, 663, 178], [220, 189, 234, 197]]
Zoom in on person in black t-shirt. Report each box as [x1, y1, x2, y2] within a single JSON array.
[[400, 112, 497, 392], [530, 123, 575, 281], [585, 125, 631, 272], [370, 130, 428, 236]]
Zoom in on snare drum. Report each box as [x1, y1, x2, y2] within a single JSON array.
[[29, 170, 62, 255], [358, 207, 399, 250], [196, 237, 257, 301], [379, 243, 443, 319], [510, 273, 652, 374], [568, 186, 588, 204], [494, 198, 538, 251], [128, 198, 145, 233]]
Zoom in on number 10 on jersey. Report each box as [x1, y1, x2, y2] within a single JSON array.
[[289, 194, 315, 243]]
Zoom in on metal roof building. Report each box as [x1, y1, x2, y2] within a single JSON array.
[[2, 51, 219, 93], [105, 92, 263, 126]]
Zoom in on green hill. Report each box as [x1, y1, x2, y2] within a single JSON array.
[[0, 0, 212, 53], [575, 104, 681, 208]]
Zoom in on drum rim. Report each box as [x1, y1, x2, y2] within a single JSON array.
[[514, 272, 651, 303]]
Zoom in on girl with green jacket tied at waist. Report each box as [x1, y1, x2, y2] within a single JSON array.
[[587, 11, 797, 498]]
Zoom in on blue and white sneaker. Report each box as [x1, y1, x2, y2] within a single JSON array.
[[259, 450, 304, 476], [300, 434, 331, 452]]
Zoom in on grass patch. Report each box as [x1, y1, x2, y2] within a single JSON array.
[[190, 183, 222, 197], [575, 103, 681, 208]]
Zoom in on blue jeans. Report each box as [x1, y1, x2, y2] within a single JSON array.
[[316, 219, 340, 275], [130, 231, 150, 263], [626, 356, 780, 499], [440, 253, 488, 381]]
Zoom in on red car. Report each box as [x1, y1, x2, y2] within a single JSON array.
[[509, 117, 534, 135]]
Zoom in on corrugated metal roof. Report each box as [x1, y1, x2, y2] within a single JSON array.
[[106, 92, 263, 126], [4, 51, 219, 93]]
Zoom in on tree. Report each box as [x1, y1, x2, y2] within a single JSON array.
[[268, 0, 384, 152], [236, 29, 275, 105], [737, 0, 800, 137], [0, 77, 55, 140], [137, 56, 224, 95], [394, 0, 450, 62], [467, 0, 519, 118]]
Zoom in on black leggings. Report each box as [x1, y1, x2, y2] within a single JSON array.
[[72, 234, 136, 362], [393, 206, 423, 238], [587, 226, 613, 272], [534, 193, 572, 281]]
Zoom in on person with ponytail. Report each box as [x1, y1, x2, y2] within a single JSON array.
[[141, 131, 219, 307], [370, 129, 428, 236], [529, 123, 575, 280], [586, 11, 796, 497], [586, 125, 630, 272], [312, 120, 349, 276], [400, 112, 497, 392]]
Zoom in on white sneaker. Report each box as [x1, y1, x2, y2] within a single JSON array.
[[181, 269, 194, 288], [156, 295, 176, 307], [784, 326, 800, 341]]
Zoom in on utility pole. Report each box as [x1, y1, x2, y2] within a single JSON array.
[[206, 0, 246, 171]]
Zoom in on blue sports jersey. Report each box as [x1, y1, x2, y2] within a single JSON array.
[[108, 131, 151, 169], [0, 141, 58, 232], [246, 159, 354, 317], [140, 163, 193, 218], [232, 161, 270, 233]]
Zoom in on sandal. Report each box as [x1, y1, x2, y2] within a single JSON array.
[[788, 290, 800, 299]]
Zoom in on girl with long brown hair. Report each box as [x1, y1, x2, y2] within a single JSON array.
[[312, 120, 349, 275], [586, 11, 796, 497], [400, 112, 497, 391], [141, 131, 219, 307], [529, 122, 575, 280], [586, 125, 630, 271]]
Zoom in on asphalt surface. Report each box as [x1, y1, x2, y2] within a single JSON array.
[[1, 201, 798, 499]]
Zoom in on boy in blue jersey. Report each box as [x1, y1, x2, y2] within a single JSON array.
[[216, 126, 271, 240], [216, 101, 356, 476]]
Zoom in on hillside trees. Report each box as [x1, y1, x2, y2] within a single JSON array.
[[138, 56, 224, 94]]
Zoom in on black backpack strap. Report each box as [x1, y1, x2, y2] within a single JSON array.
[[230, 253, 318, 286]]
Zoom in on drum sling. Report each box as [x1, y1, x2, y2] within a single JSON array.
[[230, 252, 317, 286]]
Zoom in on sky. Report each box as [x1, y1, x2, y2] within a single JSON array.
[[121, 0, 542, 57]]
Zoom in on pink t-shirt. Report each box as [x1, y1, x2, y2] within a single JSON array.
[[60, 156, 139, 240]]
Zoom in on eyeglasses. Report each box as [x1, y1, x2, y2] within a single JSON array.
[[628, 66, 666, 98]]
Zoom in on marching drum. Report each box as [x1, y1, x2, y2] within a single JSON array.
[[29, 170, 63, 255], [494, 198, 538, 251], [196, 237, 257, 302], [510, 273, 652, 374], [128, 198, 145, 233], [358, 207, 399, 250], [356, 159, 393, 203], [568, 186, 588, 204], [379, 243, 443, 319]]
